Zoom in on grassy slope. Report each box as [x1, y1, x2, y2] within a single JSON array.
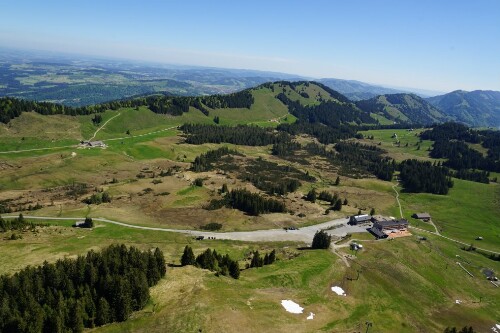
[[0, 85, 296, 152], [370, 112, 394, 125], [0, 220, 497, 333], [359, 128, 435, 161], [389, 179, 500, 251], [0, 112, 83, 151], [378, 96, 410, 122]]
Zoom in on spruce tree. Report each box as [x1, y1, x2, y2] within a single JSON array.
[[312, 230, 332, 249], [181, 245, 196, 266], [250, 251, 263, 268], [333, 198, 342, 211], [229, 260, 240, 279], [306, 189, 317, 203], [263, 253, 270, 265], [154, 248, 167, 277], [268, 249, 276, 264], [84, 217, 94, 228], [96, 298, 111, 326]]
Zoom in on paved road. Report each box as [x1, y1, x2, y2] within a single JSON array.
[[4, 214, 499, 255], [1, 215, 368, 244], [0, 144, 78, 154]]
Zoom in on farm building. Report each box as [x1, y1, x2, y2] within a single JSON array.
[[348, 214, 372, 225], [80, 140, 107, 148], [73, 220, 86, 227], [368, 218, 409, 239], [373, 219, 409, 232], [368, 227, 388, 239], [412, 212, 431, 221]]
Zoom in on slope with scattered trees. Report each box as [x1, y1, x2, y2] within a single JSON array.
[[180, 246, 240, 279]]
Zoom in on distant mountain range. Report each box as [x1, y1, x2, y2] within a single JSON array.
[[318, 78, 408, 101], [1, 48, 499, 127], [426, 90, 500, 128], [354, 90, 500, 127]]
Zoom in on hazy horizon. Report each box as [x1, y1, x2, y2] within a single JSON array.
[[1, 0, 499, 92]]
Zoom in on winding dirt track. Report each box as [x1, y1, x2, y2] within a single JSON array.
[[88, 112, 121, 141]]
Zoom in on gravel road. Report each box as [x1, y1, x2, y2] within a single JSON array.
[[1, 215, 368, 244]]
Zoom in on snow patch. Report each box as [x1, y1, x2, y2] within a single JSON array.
[[331, 286, 347, 296], [281, 300, 303, 314], [306, 312, 315, 320]]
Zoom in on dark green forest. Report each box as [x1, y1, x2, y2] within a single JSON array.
[[0, 244, 166, 333], [205, 188, 286, 216], [180, 123, 289, 146], [276, 91, 374, 127], [0, 89, 254, 123], [399, 159, 453, 194], [190, 146, 241, 172], [421, 123, 500, 173]]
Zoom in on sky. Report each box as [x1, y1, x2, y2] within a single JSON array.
[[1, 0, 499, 92]]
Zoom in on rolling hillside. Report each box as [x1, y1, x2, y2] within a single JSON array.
[[356, 93, 449, 125], [427, 90, 500, 127]]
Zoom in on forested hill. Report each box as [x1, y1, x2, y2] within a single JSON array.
[[0, 81, 376, 126], [426, 90, 500, 128], [356, 93, 449, 125]]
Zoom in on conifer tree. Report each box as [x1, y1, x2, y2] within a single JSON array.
[[250, 251, 263, 268], [268, 249, 276, 264], [229, 260, 240, 279], [96, 297, 111, 327], [312, 230, 332, 249], [306, 189, 317, 203], [332, 198, 343, 211], [180, 245, 195, 266], [154, 248, 167, 277]]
